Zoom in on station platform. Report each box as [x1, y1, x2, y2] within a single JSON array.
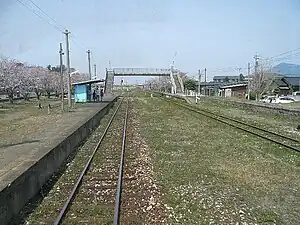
[[0, 95, 117, 191], [0, 95, 119, 224]]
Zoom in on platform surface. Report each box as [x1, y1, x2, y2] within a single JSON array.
[[0, 95, 117, 191]]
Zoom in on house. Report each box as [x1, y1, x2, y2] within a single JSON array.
[[260, 74, 300, 96], [213, 74, 244, 83], [195, 81, 221, 96], [219, 83, 247, 98], [266, 76, 290, 96], [282, 77, 300, 92]]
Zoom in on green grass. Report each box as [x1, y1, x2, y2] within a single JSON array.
[[134, 96, 300, 224], [282, 101, 300, 109], [0, 97, 87, 148], [189, 97, 300, 141]]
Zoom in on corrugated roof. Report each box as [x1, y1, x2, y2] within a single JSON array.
[[220, 83, 247, 89], [213, 76, 240, 80], [283, 77, 300, 86], [72, 79, 105, 85]]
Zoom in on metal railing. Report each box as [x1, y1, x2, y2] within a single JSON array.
[[113, 68, 171, 75]]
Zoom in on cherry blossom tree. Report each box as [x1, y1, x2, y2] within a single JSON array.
[[0, 57, 24, 103], [18, 67, 32, 101], [0, 56, 94, 103], [146, 76, 172, 92], [25, 66, 46, 100]]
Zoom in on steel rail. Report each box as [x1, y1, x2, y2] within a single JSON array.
[[113, 96, 129, 225], [54, 98, 124, 225], [170, 100, 300, 153], [199, 106, 299, 143]]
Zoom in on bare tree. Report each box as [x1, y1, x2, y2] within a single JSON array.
[[249, 63, 271, 100]]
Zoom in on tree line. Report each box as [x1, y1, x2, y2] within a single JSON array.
[[0, 56, 88, 103], [146, 66, 269, 100]]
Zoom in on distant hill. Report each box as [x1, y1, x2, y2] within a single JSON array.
[[271, 63, 300, 76]]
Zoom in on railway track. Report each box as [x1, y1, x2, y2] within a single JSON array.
[[53, 96, 129, 225], [169, 99, 300, 153]]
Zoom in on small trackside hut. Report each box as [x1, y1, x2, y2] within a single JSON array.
[[72, 79, 105, 103], [219, 83, 247, 98]]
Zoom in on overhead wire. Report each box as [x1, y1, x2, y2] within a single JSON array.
[[26, 0, 66, 31], [16, 0, 94, 63], [15, 0, 300, 76], [16, 0, 64, 32], [209, 47, 300, 75]]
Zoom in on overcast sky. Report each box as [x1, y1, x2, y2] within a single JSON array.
[[1, 0, 300, 84]]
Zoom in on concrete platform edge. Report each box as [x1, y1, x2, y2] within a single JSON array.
[[0, 96, 118, 225]]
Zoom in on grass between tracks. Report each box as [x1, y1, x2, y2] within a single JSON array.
[[189, 97, 300, 141], [19, 102, 120, 225], [134, 95, 300, 224]]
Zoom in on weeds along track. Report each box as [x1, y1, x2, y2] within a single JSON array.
[[169, 99, 300, 153]]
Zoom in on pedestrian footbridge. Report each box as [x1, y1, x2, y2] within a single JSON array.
[[105, 67, 184, 94]]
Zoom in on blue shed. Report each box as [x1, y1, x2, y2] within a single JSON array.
[[72, 79, 105, 103]]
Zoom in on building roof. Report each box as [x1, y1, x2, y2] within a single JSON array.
[[219, 83, 247, 89], [195, 81, 220, 86], [72, 78, 105, 86], [196, 81, 247, 86], [283, 77, 300, 86], [272, 77, 289, 87], [279, 87, 290, 90], [213, 76, 240, 80]]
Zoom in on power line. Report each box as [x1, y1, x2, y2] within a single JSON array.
[[264, 51, 300, 64], [26, 0, 66, 31], [27, 0, 88, 51], [16, 0, 63, 32], [209, 47, 300, 75], [69, 34, 87, 51], [266, 47, 300, 60], [16, 0, 89, 52]]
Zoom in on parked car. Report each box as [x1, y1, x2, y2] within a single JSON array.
[[291, 92, 300, 101], [275, 96, 295, 104], [259, 96, 277, 103]]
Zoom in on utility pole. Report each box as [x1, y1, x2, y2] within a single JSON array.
[[198, 69, 201, 94], [64, 29, 72, 108], [109, 60, 112, 70], [204, 68, 207, 96], [87, 50, 91, 80], [253, 54, 260, 101], [59, 43, 64, 112], [247, 62, 251, 100], [254, 54, 259, 75], [93, 64, 97, 79]]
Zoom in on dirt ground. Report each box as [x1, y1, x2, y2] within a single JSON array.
[[0, 98, 103, 147], [0, 97, 115, 189]]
